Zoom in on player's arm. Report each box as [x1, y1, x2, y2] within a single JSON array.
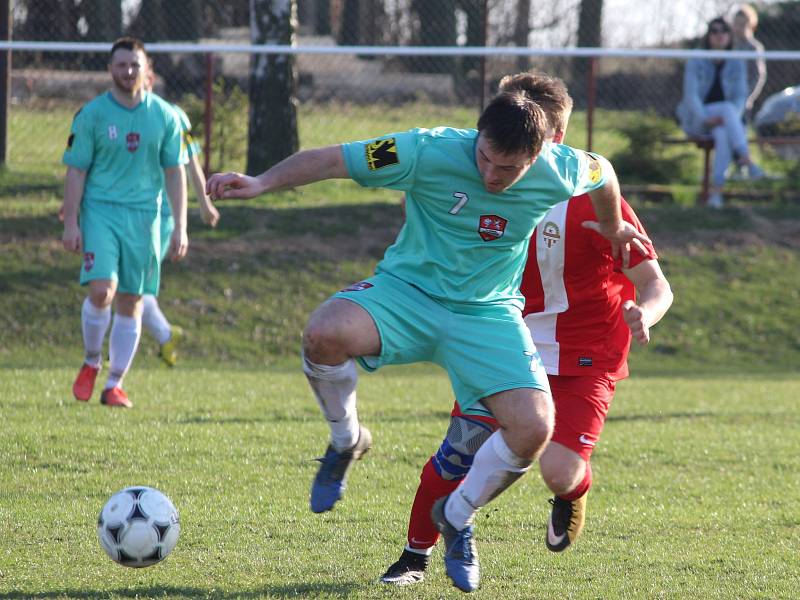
[[164, 165, 188, 262], [621, 259, 674, 345], [207, 145, 348, 200], [62, 166, 86, 253], [582, 156, 651, 266], [186, 154, 219, 227]]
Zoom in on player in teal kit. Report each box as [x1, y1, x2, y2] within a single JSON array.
[[207, 85, 650, 591], [139, 64, 220, 366], [61, 37, 188, 408]]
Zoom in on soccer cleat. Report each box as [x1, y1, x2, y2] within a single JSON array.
[[747, 163, 766, 181], [310, 425, 372, 513], [73, 363, 100, 401], [380, 549, 430, 585], [100, 386, 133, 408], [158, 325, 184, 367], [545, 491, 588, 552], [431, 496, 479, 592]]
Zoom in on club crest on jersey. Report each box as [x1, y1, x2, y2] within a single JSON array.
[[126, 132, 140, 152], [478, 214, 507, 241], [83, 252, 95, 272], [107, 125, 118, 140], [365, 138, 398, 170], [340, 281, 374, 292], [542, 221, 561, 248]]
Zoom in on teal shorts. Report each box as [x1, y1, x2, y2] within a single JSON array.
[[160, 211, 175, 261], [79, 201, 161, 296], [333, 272, 549, 414]]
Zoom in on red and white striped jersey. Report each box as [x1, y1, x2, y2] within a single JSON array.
[[521, 194, 656, 380]]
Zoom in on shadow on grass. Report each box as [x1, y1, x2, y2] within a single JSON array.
[[606, 411, 716, 423], [0, 583, 359, 599]]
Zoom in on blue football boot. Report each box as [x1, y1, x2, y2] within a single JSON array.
[[310, 425, 372, 513], [431, 496, 480, 592]]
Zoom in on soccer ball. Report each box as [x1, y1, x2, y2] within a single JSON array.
[[97, 486, 180, 568]]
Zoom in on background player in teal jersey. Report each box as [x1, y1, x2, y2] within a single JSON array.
[[61, 37, 188, 408], [207, 83, 650, 592], [140, 65, 220, 366]]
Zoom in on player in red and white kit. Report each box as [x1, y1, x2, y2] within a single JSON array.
[[380, 72, 674, 586]]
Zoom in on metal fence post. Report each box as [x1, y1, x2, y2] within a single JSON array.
[[203, 52, 214, 175], [0, 0, 11, 167], [586, 55, 596, 152]]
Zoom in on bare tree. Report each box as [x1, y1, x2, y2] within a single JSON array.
[[572, 0, 603, 101], [247, 0, 299, 174], [514, 0, 531, 72]]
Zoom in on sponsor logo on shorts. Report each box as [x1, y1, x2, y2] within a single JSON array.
[[365, 138, 399, 170], [478, 214, 508, 241], [542, 221, 561, 248], [578, 356, 593, 367], [107, 125, 117, 140], [578, 434, 596, 447], [340, 281, 374, 292], [126, 132, 140, 152], [83, 252, 95, 272]]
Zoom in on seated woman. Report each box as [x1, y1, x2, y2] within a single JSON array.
[[676, 17, 765, 208]]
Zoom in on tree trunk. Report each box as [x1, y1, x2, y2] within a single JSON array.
[[247, 0, 299, 175], [166, 0, 201, 41], [410, 0, 455, 73], [572, 0, 603, 104], [514, 0, 531, 72]]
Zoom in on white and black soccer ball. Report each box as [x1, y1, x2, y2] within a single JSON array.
[[97, 486, 180, 568]]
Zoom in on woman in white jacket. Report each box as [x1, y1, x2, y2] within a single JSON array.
[[676, 17, 765, 207]]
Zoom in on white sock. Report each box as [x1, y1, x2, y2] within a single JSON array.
[[404, 545, 433, 557], [105, 313, 142, 390], [141, 294, 172, 345], [302, 353, 360, 451], [444, 430, 532, 530], [81, 297, 111, 368]]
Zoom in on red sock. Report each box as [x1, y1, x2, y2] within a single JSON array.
[[406, 458, 461, 550], [560, 461, 592, 502]]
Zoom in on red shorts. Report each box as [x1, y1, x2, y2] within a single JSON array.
[[450, 374, 616, 461]]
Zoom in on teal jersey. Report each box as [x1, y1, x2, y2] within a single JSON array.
[[63, 91, 187, 210], [162, 103, 201, 218], [342, 127, 606, 310]]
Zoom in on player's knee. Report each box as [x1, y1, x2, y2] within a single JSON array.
[[431, 416, 494, 481], [88, 283, 115, 308]]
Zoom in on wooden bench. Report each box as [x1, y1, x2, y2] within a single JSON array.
[[663, 135, 800, 204]]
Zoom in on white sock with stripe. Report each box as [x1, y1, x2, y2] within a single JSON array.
[[444, 430, 532, 530], [105, 313, 142, 390]]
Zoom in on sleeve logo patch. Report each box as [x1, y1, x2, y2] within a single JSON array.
[[365, 138, 399, 170], [586, 152, 602, 184]]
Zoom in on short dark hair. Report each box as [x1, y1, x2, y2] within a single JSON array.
[[110, 37, 146, 62], [476, 90, 547, 157], [703, 17, 733, 50], [498, 71, 573, 136]]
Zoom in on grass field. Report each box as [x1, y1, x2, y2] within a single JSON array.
[[2, 101, 800, 598], [2, 368, 799, 599]]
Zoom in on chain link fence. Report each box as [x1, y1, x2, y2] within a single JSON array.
[[3, 0, 800, 199]]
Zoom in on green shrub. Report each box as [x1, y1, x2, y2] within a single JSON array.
[[610, 111, 695, 184]]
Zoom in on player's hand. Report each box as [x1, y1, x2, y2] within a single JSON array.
[[62, 224, 81, 253], [169, 227, 189, 262], [199, 199, 220, 227], [622, 300, 650, 345], [582, 220, 651, 268], [58, 204, 65, 222], [206, 172, 263, 200]]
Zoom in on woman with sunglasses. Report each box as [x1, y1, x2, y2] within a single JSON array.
[[676, 17, 765, 208]]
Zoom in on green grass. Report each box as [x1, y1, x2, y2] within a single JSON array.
[[1, 368, 799, 598], [2, 101, 800, 598]]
